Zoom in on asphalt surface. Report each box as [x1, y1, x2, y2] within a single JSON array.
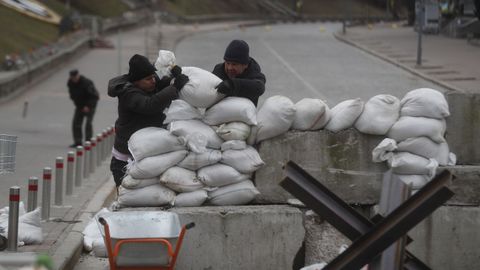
[[2, 19, 475, 269]]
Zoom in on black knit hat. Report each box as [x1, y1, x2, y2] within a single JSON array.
[[223, 40, 250, 64], [127, 54, 157, 82], [69, 69, 79, 77]]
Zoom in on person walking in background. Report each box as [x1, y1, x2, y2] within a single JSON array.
[[213, 39, 266, 106], [108, 54, 189, 187], [67, 69, 99, 148]]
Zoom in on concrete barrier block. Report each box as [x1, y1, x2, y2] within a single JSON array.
[[446, 92, 480, 164], [169, 205, 305, 270], [255, 129, 387, 204], [304, 211, 351, 266], [443, 165, 480, 205], [408, 206, 480, 270]]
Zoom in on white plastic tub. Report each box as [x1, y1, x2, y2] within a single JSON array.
[[97, 211, 181, 267]]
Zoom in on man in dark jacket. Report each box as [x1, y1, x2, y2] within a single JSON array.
[[213, 39, 266, 106], [67, 70, 99, 147], [108, 54, 189, 186]]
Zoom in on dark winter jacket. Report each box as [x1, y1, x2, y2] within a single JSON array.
[[67, 75, 99, 108], [107, 74, 178, 155], [212, 57, 266, 106]]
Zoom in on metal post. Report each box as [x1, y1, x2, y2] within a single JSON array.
[[96, 133, 103, 166], [41, 167, 52, 220], [7, 186, 20, 251], [66, 151, 75, 195], [102, 129, 108, 161], [416, 0, 424, 66], [90, 137, 97, 174], [54, 157, 64, 206], [75, 146, 84, 187], [27, 177, 38, 212], [84, 141, 91, 179]]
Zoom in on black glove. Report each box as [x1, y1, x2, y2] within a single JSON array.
[[157, 75, 172, 88], [215, 80, 236, 95], [170, 65, 182, 78], [173, 74, 189, 91]]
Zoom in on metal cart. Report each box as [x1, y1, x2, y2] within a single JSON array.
[[0, 134, 17, 175], [97, 211, 194, 270]]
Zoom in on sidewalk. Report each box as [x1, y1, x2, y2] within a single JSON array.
[[334, 21, 480, 94]]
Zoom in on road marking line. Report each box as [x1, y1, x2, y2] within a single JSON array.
[[260, 39, 327, 101]]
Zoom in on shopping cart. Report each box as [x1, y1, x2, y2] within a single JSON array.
[[97, 211, 194, 270], [0, 134, 17, 174]]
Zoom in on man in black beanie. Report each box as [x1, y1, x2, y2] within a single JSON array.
[[107, 54, 189, 187], [212, 39, 266, 106], [67, 69, 99, 148]]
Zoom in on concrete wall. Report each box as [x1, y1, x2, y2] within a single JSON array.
[[445, 92, 480, 165], [167, 205, 305, 270], [255, 129, 387, 204]]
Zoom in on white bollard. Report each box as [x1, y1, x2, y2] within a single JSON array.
[[54, 157, 64, 206], [41, 167, 52, 220], [89, 137, 97, 174], [75, 146, 84, 187], [83, 141, 91, 179], [66, 151, 75, 195], [27, 177, 38, 212], [96, 133, 103, 167], [7, 186, 20, 252]]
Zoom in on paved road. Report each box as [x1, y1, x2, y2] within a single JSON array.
[[175, 22, 447, 107]]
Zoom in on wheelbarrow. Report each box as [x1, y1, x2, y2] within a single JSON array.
[[97, 211, 194, 270]]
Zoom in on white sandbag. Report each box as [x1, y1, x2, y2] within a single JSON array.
[[185, 132, 208, 153], [448, 152, 457, 166], [216, 122, 251, 141], [159, 166, 204, 193], [179, 67, 223, 108], [117, 184, 176, 207], [173, 190, 208, 207], [394, 174, 431, 190], [127, 150, 188, 179], [198, 164, 250, 187], [292, 98, 331, 130], [169, 120, 223, 149], [92, 238, 107, 257], [388, 152, 438, 176], [387, 116, 446, 143], [325, 98, 364, 132], [164, 99, 203, 124], [221, 140, 247, 151], [3, 208, 43, 245], [208, 180, 260, 206], [397, 137, 450, 165], [400, 88, 449, 119], [177, 149, 222, 171], [221, 146, 265, 174], [255, 95, 296, 143], [83, 208, 109, 252], [128, 127, 186, 161], [121, 175, 159, 189], [372, 138, 397, 163], [301, 263, 327, 270], [154, 50, 176, 77], [354, 95, 400, 135], [204, 97, 257, 125]]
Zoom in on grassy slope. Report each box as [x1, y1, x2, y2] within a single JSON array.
[[0, 4, 60, 59], [69, 0, 129, 18]]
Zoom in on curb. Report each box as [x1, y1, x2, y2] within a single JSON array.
[[51, 176, 115, 270], [333, 31, 467, 94]]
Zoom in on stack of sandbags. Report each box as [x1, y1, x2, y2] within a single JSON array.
[[373, 88, 456, 189], [291, 98, 331, 131]]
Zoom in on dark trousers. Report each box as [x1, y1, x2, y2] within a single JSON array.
[[72, 107, 96, 144], [110, 156, 128, 187]]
